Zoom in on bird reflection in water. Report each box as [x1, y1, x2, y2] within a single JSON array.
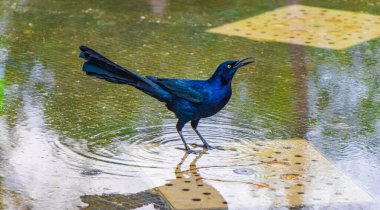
[[81, 150, 228, 210]]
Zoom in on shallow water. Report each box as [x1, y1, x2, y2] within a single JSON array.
[[0, 0, 380, 209]]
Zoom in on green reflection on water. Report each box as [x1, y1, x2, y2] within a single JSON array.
[[3, 0, 380, 148], [0, 79, 3, 116], [358, 85, 380, 133], [4, 0, 299, 148]]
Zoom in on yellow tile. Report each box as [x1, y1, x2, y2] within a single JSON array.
[[236, 139, 375, 207], [157, 140, 374, 209], [207, 5, 380, 49]]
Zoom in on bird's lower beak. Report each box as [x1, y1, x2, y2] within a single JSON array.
[[234, 56, 254, 68]]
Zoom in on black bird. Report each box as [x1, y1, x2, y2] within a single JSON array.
[[79, 46, 253, 153]]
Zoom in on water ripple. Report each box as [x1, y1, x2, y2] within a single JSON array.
[[55, 121, 270, 180]]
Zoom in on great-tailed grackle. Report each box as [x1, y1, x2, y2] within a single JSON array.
[[79, 46, 253, 153]]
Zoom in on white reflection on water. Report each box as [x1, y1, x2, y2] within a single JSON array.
[[307, 44, 380, 203], [0, 63, 155, 209]]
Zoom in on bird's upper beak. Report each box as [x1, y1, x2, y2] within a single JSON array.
[[233, 56, 254, 69]]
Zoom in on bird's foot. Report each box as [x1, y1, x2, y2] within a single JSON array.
[[204, 145, 225, 151], [188, 143, 224, 151], [189, 143, 212, 151], [186, 148, 199, 154], [203, 144, 212, 150], [176, 147, 200, 154]]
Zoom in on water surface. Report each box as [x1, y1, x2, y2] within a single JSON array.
[[0, 0, 379, 209]]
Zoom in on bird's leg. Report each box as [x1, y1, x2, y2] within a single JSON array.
[[176, 120, 195, 153], [191, 120, 212, 150]]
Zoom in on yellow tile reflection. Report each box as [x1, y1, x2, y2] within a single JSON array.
[[207, 5, 380, 49], [158, 152, 227, 210], [240, 139, 374, 207]]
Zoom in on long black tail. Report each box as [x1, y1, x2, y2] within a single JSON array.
[[79, 46, 171, 102]]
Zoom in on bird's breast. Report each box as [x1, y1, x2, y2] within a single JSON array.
[[200, 88, 232, 117], [166, 87, 232, 120]]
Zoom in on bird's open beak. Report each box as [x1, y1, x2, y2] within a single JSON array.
[[233, 56, 254, 69]]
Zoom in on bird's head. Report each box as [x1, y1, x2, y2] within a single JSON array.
[[210, 57, 254, 85]]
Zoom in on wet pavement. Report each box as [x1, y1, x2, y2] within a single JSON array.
[[0, 0, 380, 209]]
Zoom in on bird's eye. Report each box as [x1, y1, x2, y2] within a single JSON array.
[[227, 65, 232, 69]]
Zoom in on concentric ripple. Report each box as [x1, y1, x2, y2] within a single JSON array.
[[55, 118, 271, 181]]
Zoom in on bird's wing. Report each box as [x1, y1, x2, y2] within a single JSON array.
[[147, 77, 209, 103]]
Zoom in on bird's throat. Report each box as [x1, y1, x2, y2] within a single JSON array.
[[221, 76, 229, 86]]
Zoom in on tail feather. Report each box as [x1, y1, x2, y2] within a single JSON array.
[[80, 45, 142, 84], [79, 46, 171, 102]]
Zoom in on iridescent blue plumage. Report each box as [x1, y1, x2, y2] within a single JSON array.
[[80, 45, 253, 153]]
